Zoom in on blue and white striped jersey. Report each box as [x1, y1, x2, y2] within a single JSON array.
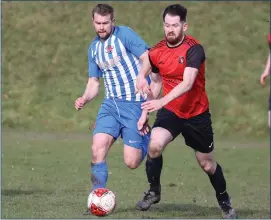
[[88, 26, 150, 102]]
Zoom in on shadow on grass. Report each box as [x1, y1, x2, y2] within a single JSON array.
[[2, 189, 52, 196], [115, 203, 270, 219]]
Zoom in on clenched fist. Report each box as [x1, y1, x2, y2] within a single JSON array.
[[74, 97, 87, 110]]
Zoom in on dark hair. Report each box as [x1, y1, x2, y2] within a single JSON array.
[[163, 4, 187, 22], [92, 4, 114, 20]]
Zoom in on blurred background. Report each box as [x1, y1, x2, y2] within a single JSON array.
[[2, 1, 270, 137], [2, 1, 270, 219]]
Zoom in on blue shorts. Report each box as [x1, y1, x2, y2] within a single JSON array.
[[93, 98, 150, 159]]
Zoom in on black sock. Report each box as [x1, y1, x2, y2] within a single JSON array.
[[146, 154, 163, 193], [208, 163, 230, 202]]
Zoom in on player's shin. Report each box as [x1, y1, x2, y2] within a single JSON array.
[[91, 161, 108, 190], [146, 155, 163, 193], [207, 163, 229, 202]]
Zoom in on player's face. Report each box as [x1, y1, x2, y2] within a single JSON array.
[[93, 13, 114, 40], [163, 14, 188, 45]]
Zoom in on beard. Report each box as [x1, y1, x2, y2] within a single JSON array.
[[96, 31, 111, 40], [166, 32, 184, 45]]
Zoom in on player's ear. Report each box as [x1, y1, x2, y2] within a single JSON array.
[[183, 22, 188, 32]]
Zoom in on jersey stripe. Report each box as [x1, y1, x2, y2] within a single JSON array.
[[101, 42, 117, 98], [104, 38, 122, 99], [117, 38, 139, 101], [107, 36, 126, 100], [183, 37, 198, 47], [98, 42, 113, 98], [151, 40, 166, 51], [130, 54, 143, 101], [112, 35, 132, 101]]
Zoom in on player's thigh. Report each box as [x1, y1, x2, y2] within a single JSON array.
[[93, 100, 121, 140], [151, 107, 183, 152], [92, 101, 121, 162], [116, 101, 150, 163], [122, 127, 150, 165], [148, 127, 173, 154], [123, 145, 143, 169], [117, 101, 143, 133], [181, 110, 214, 153]]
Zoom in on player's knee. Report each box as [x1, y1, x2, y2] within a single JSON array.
[[124, 158, 140, 169], [199, 160, 216, 174], [91, 144, 107, 163], [123, 145, 143, 169], [148, 139, 163, 158]]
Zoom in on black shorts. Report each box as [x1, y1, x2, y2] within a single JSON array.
[[153, 108, 214, 153]]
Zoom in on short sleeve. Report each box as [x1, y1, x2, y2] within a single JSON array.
[[149, 53, 159, 73], [117, 26, 150, 58], [88, 47, 102, 78], [186, 44, 206, 70]]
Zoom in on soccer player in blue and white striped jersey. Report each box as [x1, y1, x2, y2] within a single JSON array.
[[74, 4, 152, 194]]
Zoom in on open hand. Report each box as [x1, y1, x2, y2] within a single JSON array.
[[137, 112, 150, 136], [141, 99, 163, 112]]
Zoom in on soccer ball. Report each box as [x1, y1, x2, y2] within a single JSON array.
[[87, 188, 116, 216]]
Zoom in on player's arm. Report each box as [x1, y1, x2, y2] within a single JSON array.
[[260, 52, 270, 86], [137, 51, 152, 95], [160, 68, 197, 106], [260, 35, 271, 85], [160, 44, 205, 106], [75, 76, 100, 110], [75, 47, 101, 110], [82, 77, 100, 103], [139, 72, 161, 117], [149, 72, 162, 100], [263, 52, 270, 75], [139, 50, 152, 78], [75, 76, 100, 111], [138, 72, 162, 134], [84, 47, 102, 103], [137, 52, 160, 97], [138, 70, 162, 123]]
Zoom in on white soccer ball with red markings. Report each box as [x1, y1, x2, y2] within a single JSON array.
[[87, 188, 116, 216]]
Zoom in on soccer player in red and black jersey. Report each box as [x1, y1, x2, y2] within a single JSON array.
[[135, 4, 236, 219], [260, 33, 271, 127]]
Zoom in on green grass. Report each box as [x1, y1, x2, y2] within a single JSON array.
[[2, 131, 269, 219], [2, 1, 271, 137]]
